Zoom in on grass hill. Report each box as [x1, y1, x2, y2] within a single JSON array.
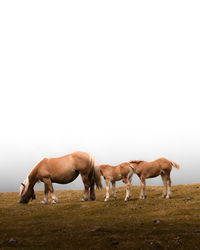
[[0, 184, 200, 249]]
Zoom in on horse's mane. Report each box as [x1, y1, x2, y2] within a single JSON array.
[[19, 176, 29, 196], [129, 160, 144, 164]]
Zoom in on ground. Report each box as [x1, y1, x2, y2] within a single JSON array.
[[0, 184, 200, 249]]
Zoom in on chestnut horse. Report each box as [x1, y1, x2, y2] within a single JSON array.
[[19, 151, 102, 204], [129, 157, 180, 199], [99, 162, 134, 202]]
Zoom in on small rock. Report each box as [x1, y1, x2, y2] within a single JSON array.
[[153, 219, 161, 224], [82, 205, 90, 208], [8, 238, 17, 244], [194, 230, 200, 233], [89, 227, 101, 232], [184, 198, 193, 201]]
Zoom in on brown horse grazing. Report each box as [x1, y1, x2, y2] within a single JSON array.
[[19, 151, 102, 204], [129, 158, 180, 199], [99, 162, 134, 202]]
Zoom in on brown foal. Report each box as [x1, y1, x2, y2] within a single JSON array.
[[129, 157, 180, 199], [99, 162, 134, 202]]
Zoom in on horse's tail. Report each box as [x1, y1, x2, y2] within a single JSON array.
[[170, 160, 180, 170], [89, 153, 103, 189]]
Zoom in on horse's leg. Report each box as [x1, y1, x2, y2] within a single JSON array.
[[166, 175, 172, 199], [128, 171, 133, 200], [40, 183, 49, 204], [87, 168, 96, 201], [90, 180, 96, 201], [42, 177, 58, 204], [161, 174, 167, 198], [111, 181, 117, 200], [80, 174, 90, 202], [104, 179, 110, 202], [139, 177, 146, 199], [124, 178, 131, 201]]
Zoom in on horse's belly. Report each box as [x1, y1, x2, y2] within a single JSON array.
[[147, 174, 159, 178], [146, 171, 160, 178], [51, 170, 79, 184], [143, 166, 161, 179]]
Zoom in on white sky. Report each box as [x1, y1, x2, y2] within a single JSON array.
[[0, 1, 200, 191]]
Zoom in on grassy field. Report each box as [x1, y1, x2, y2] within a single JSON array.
[[0, 184, 200, 250]]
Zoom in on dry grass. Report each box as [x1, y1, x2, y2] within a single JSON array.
[[0, 184, 200, 249]]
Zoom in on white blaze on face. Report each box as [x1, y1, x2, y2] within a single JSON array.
[[19, 176, 29, 196]]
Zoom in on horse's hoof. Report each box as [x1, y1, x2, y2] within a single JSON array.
[[161, 195, 166, 199], [80, 198, 89, 202], [104, 199, 108, 202], [166, 196, 171, 199], [40, 201, 48, 205], [52, 200, 57, 204]]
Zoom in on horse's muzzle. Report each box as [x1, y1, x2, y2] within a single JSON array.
[[19, 199, 28, 204]]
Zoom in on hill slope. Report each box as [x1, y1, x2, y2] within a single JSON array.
[[0, 184, 200, 249]]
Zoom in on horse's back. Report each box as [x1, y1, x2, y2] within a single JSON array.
[[47, 151, 90, 169], [134, 160, 161, 178], [99, 164, 120, 179], [145, 158, 172, 175], [36, 151, 91, 183]]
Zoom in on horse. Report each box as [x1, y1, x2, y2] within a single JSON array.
[[19, 151, 102, 204], [99, 162, 134, 202], [129, 157, 180, 199]]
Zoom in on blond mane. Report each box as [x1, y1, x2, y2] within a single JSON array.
[[19, 176, 29, 196]]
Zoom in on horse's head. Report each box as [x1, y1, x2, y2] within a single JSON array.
[[19, 177, 36, 204]]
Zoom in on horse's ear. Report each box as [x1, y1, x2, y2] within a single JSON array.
[[21, 183, 25, 187]]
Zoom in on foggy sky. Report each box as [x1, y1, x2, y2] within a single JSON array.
[[0, 1, 200, 192]]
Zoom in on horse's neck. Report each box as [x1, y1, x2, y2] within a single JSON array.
[[28, 168, 38, 188]]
